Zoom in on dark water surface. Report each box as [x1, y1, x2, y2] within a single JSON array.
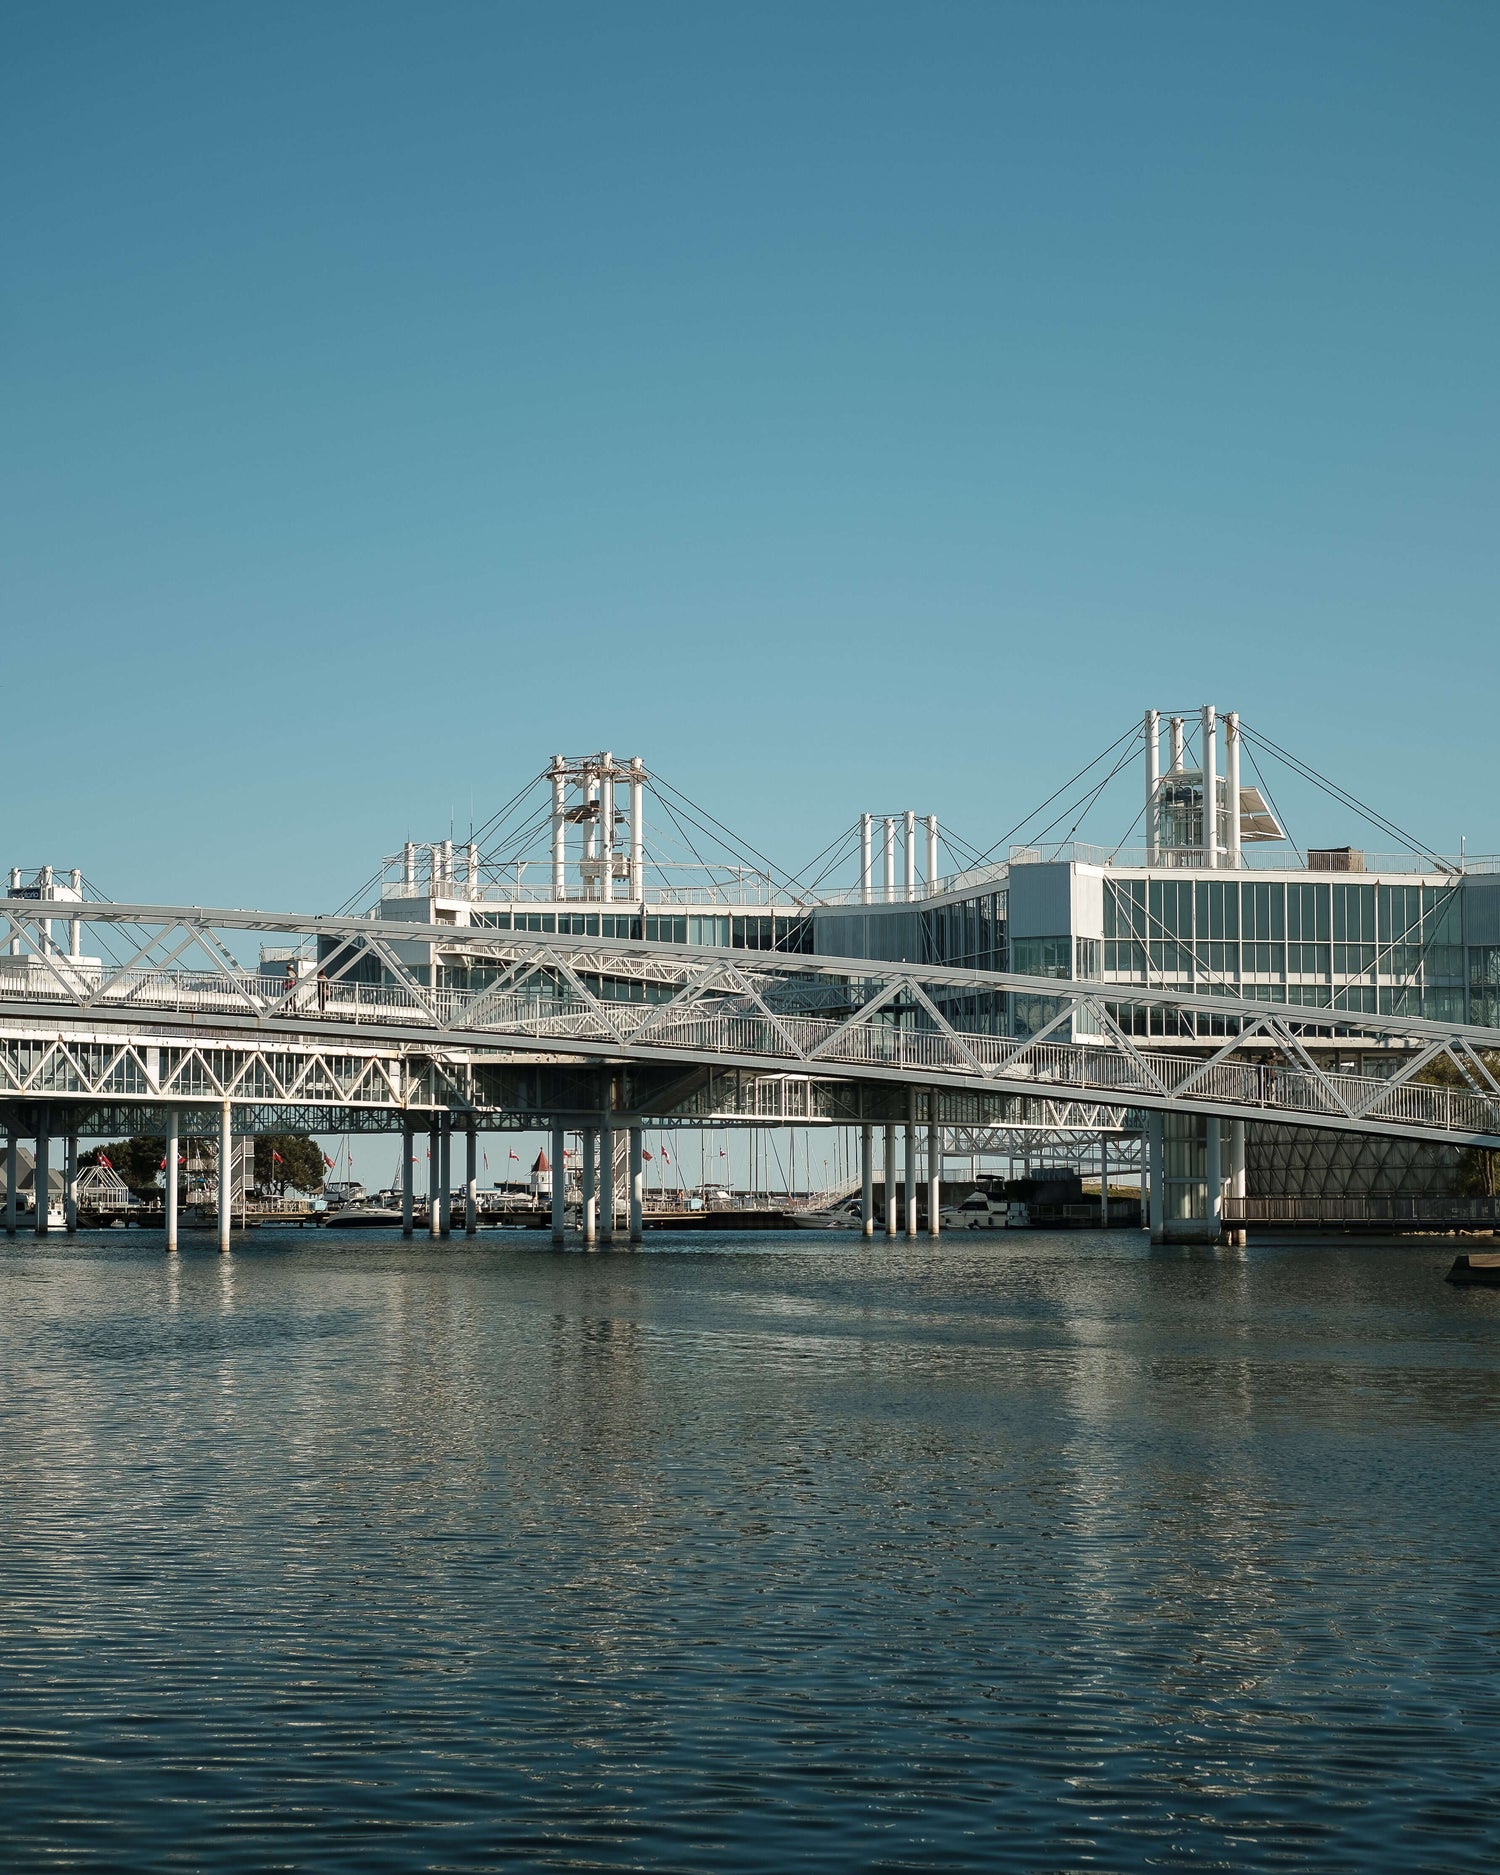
[[2, 1228, 1498, 1872]]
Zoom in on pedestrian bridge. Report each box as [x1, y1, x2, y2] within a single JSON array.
[[2, 898, 1499, 1152]]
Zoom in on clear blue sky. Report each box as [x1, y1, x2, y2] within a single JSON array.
[[4, 0, 1497, 910]]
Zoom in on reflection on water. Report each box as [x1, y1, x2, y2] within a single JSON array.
[[3, 1228, 1500, 1872]]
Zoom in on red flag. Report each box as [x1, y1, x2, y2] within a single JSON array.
[[157, 1159, 166, 1171], [272, 1150, 283, 1165], [509, 1150, 519, 1161], [322, 1153, 335, 1170], [661, 1147, 670, 1164], [642, 1149, 653, 1161], [99, 1152, 113, 1170]]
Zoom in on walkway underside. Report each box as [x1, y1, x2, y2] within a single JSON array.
[[2, 900, 1499, 1148]]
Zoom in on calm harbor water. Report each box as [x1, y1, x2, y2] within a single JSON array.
[[2, 1227, 1498, 1872]]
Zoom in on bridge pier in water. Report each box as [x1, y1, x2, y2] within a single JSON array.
[[401, 1118, 414, 1238], [165, 1110, 179, 1253], [217, 1100, 231, 1253], [427, 1121, 441, 1239], [860, 1125, 874, 1237], [550, 1124, 566, 1245], [628, 1126, 643, 1245], [465, 1120, 477, 1238], [5, 1124, 16, 1238]]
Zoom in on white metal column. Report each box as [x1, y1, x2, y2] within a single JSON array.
[[217, 1100, 232, 1254], [1201, 703, 1218, 869], [1145, 708, 1160, 862], [860, 816, 873, 905], [884, 1123, 898, 1236], [628, 758, 645, 900], [925, 816, 939, 890], [465, 1121, 478, 1238], [1205, 1115, 1223, 1242], [600, 754, 615, 904], [903, 810, 916, 902], [860, 1124, 874, 1237], [882, 819, 895, 903], [551, 1124, 566, 1245], [550, 756, 567, 898], [1226, 711, 1242, 869], [165, 1109, 179, 1254], [1228, 1117, 1247, 1246], [628, 1126, 643, 1244], [599, 1101, 614, 1245], [1147, 1112, 1164, 1242]]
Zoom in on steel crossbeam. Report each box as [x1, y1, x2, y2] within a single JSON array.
[[2, 899, 1500, 1148]]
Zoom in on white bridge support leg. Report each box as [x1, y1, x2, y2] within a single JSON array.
[[165, 1109, 179, 1254], [905, 1097, 918, 1241], [1098, 1137, 1109, 1229], [884, 1123, 898, 1238], [64, 1128, 78, 1235], [34, 1108, 49, 1238], [1206, 1115, 1223, 1244], [428, 1121, 441, 1239], [1148, 1112, 1164, 1243], [860, 1124, 873, 1238], [599, 1112, 614, 1246], [439, 1119, 452, 1238], [401, 1118, 414, 1238], [551, 1125, 566, 1245], [583, 1129, 597, 1248], [628, 1126, 643, 1245], [5, 1123, 16, 1238], [927, 1103, 940, 1239], [465, 1121, 478, 1238], [1228, 1118, 1247, 1247], [217, 1099, 232, 1254]]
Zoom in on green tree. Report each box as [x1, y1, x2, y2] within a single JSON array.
[[254, 1133, 326, 1194], [81, 1137, 166, 1196]]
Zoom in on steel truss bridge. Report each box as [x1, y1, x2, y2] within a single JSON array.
[[2, 898, 1499, 1151]]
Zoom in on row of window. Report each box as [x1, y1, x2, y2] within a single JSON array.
[[1101, 939, 1467, 980], [468, 910, 814, 950], [1105, 879, 1463, 947]]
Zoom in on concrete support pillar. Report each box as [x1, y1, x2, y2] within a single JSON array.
[[1228, 1118, 1247, 1247], [1147, 1112, 1164, 1243], [439, 1119, 452, 1237], [217, 1100, 232, 1254], [551, 1124, 566, 1245], [859, 817, 873, 905], [884, 1123, 898, 1237], [6, 1122, 18, 1237], [904, 1096, 918, 1240], [34, 1108, 50, 1238], [64, 1128, 78, 1234], [465, 1121, 478, 1237], [925, 816, 939, 890], [401, 1117, 414, 1238], [1205, 1114, 1223, 1242], [1098, 1136, 1109, 1228], [882, 819, 896, 903], [628, 1126, 643, 1244], [860, 1124, 874, 1237], [903, 810, 916, 902], [927, 1104, 940, 1239], [582, 1128, 597, 1247], [598, 1110, 614, 1245], [428, 1122, 441, 1238], [165, 1109, 179, 1253]]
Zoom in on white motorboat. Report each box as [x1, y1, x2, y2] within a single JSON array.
[[938, 1190, 1029, 1230], [791, 1196, 863, 1230]]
